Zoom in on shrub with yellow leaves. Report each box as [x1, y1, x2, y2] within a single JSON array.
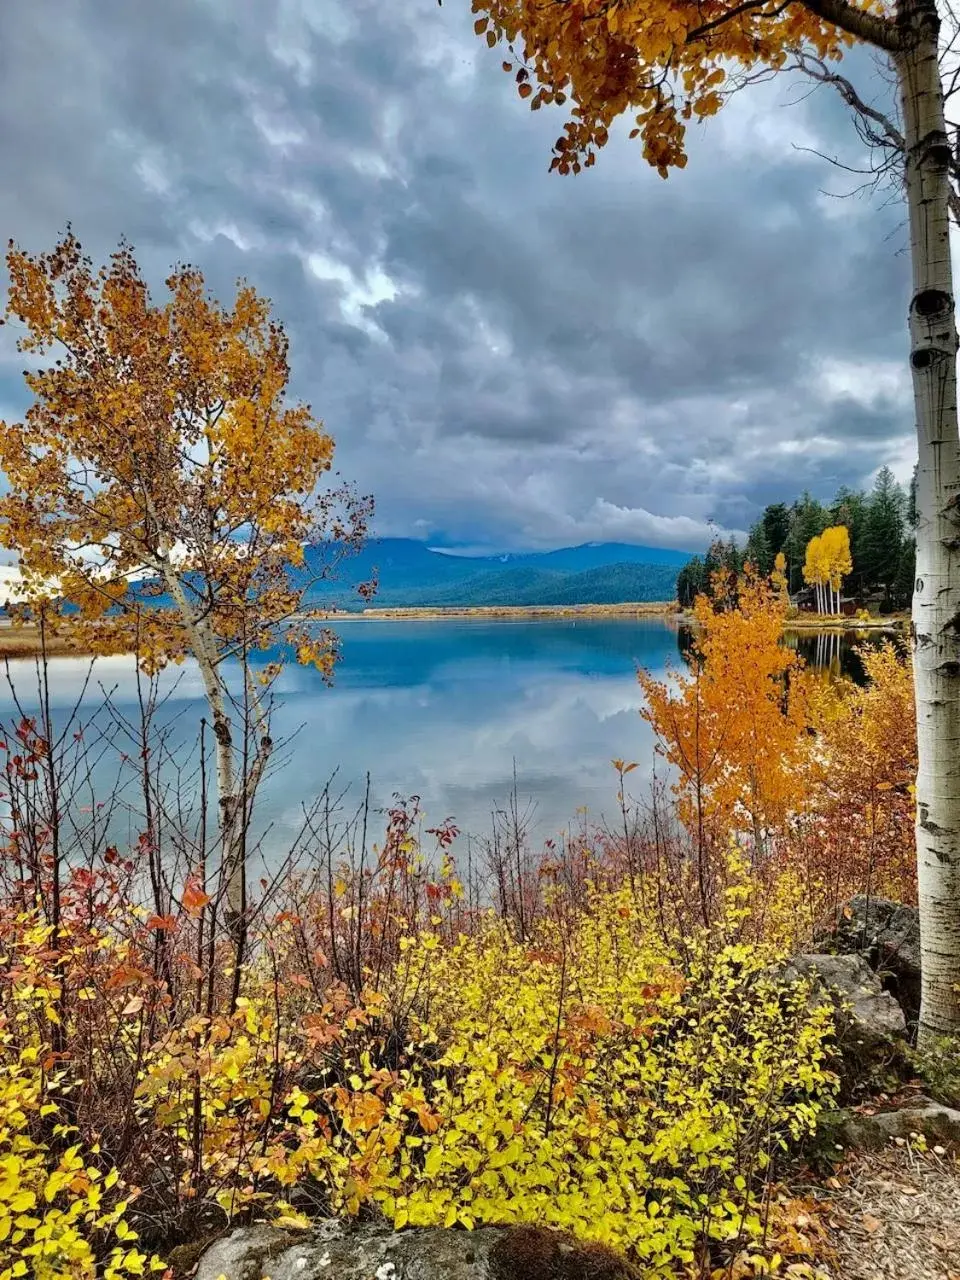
[[0, 991, 165, 1280], [313, 876, 838, 1274]]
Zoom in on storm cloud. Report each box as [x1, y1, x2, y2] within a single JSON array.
[[0, 0, 914, 552]]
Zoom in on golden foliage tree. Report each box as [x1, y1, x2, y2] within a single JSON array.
[[803, 526, 852, 614], [0, 232, 372, 936], [639, 570, 813, 914], [810, 642, 917, 906], [803, 533, 828, 615], [466, 0, 960, 1038], [824, 524, 853, 610]]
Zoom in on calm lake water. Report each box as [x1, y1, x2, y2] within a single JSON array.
[[0, 618, 888, 854]]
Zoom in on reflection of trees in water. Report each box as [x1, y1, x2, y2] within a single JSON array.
[[674, 625, 907, 685], [791, 630, 907, 685], [676, 624, 699, 668]]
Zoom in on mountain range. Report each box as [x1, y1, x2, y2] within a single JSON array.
[[303, 539, 685, 609]]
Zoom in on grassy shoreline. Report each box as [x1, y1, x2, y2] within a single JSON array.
[[783, 615, 909, 632], [673, 609, 909, 634], [324, 601, 679, 622], [0, 625, 99, 660]]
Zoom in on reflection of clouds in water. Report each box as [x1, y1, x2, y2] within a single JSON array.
[[0, 621, 675, 850], [0, 656, 211, 718], [264, 670, 656, 843]]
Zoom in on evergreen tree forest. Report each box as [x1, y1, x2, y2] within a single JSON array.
[[677, 466, 918, 611]]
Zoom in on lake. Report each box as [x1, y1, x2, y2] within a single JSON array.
[[0, 618, 889, 856]]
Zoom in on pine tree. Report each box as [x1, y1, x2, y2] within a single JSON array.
[[785, 494, 829, 595], [677, 556, 708, 607], [761, 503, 790, 563], [894, 539, 917, 610], [745, 521, 773, 575], [831, 486, 868, 594], [863, 467, 906, 599]]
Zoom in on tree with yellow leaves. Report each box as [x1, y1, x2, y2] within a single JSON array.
[[0, 233, 372, 941], [463, 0, 960, 1035], [803, 526, 852, 614], [823, 525, 853, 613], [772, 550, 788, 600], [639, 569, 813, 912]]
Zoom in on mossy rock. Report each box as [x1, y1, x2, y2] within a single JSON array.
[[490, 1226, 639, 1280], [194, 1221, 639, 1280]]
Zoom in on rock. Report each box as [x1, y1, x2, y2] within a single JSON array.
[[814, 896, 921, 1025], [815, 1097, 960, 1156], [779, 953, 908, 1096], [193, 1225, 306, 1280], [783, 953, 907, 1046], [194, 1222, 640, 1280]]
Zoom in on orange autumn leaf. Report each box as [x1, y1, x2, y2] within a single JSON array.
[[145, 914, 178, 932], [182, 879, 212, 914]]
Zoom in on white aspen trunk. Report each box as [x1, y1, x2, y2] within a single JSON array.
[[156, 558, 245, 928], [898, 0, 960, 1042]]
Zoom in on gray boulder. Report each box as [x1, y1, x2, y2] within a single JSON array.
[[779, 953, 908, 1095], [813, 896, 921, 1024], [194, 1222, 639, 1280], [782, 953, 907, 1044]]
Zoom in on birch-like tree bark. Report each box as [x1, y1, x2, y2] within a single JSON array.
[[897, 0, 960, 1042]]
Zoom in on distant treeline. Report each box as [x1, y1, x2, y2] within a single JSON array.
[[678, 466, 917, 610]]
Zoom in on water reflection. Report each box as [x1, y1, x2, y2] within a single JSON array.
[[0, 619, 902, 850], [788, 628, 908, 683], [677, 622, 906, 685]]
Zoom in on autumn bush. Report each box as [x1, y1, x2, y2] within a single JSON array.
[[0, 921, 164, 1280], [0, 856, 837, 1278], [346, 872, 837, 1273]]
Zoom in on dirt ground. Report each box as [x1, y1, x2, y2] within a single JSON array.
[[814, 1144, 960, 1279]]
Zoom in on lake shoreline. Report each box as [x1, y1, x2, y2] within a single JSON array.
[[675, 610, 909, 634], [323, 601, 679, 622], [0, 604, 909, 660], [0, 625, 105, 660]]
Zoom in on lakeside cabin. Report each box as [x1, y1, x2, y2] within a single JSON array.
[[792, 586, 859, 616]]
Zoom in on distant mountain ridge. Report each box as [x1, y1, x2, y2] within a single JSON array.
[[115, 538, 684, 614], [304, 538, 684, 609]]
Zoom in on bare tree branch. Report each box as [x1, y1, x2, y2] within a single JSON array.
[[792, 51, 905, 151]]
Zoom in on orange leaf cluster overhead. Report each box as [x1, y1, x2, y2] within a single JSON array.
[[471, 0, 861, 174]]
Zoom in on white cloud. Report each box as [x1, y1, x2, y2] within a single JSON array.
[[306, 252, 400, 340], [815, 355, 910, 409]]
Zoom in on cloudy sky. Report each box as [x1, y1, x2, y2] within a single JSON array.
[[0, 0, 914, 554]]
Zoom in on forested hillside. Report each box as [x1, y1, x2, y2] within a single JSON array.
[[304, 539, 682, 608]]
